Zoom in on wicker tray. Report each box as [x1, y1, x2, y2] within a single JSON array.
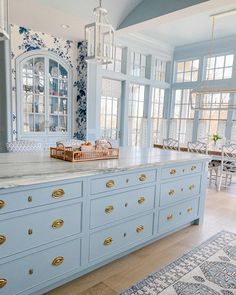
[[50, 144, 119, 162]]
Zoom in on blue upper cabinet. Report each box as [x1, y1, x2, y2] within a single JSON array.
[[16, 50, 73, 145]]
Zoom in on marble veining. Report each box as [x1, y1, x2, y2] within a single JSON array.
[[0, 148, 210, 189]]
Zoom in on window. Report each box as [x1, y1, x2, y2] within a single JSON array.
[[20, 54, 70, 135], [100, 79, 121, 140], [128, 84, 146, 146], [170, 89, 194, 144], [197, 93, 230, 140], [205, 54, 234, 80], [154, 58, 167, 82], [151, 88, 166, 144], [176, 59, 199, 83], [102, 46, 123, 73], [130, 52, 147, 78]]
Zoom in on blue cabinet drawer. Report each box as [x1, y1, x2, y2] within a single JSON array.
[[0, 238, 81, 295], [90, 186, 155, 228], [89, 213, 154, 261], [161, 163, 202, 180], [158, 198, 199, 233], [0, 202, 82, 259], [160, 176, 201, 206], [90, 170, 156, 194], [0, 180, 82, 215]]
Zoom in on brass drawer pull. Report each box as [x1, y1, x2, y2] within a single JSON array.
[[105, 205, 114, 214], [138, 196, 145, 204], [0, 200, 5, 209], [191, 165, 197, 171], [104, 237, 113, 246], [28, 229, 33, 235], [139, 174, 147, 182], [168, 189, 175, 197], [189, 184, 195, 191], [106, 180, 115, 188], [28, 196, 33, 203], [136, 225, 144, 233], [0, 278, 7, 288], [52, 219, 64, 229], [0, 235, 6, 245], [170, 169, 176, 175], [52, 256, 64, 266], [167, 214, 173, 220], [28, 269, 34, 275], [187, 207, 193, 213], [52, 189, 65, 199]]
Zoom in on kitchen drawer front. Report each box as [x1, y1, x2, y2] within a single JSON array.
[[158, 198, 199, 233], [90, 186, 155, 228], [0, 202, 82, 259], [161, 163, 202, 180], [90, 170, 156, 194], [0, 181, 82, 215], [0, 238, 81, 295], [89, 213, 154, 261], [160, 176, 201, 206]]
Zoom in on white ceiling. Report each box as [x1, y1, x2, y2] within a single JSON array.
[[9, 0, 143, 41], [9, 0, 236, 48]]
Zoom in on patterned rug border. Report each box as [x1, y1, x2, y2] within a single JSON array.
[[119, 230, 236, 295]]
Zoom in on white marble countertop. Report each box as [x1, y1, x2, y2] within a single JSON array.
[[0, 147, 210, 190]]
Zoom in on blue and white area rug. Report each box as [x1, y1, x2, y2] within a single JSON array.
[[120, 231, 236, 295]]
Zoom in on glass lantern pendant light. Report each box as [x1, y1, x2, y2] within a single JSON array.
[[0, 0, 9, 40], [190, 9, 236, 110], [85, 0, 115, 64]]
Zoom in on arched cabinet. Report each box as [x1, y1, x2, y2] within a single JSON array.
[[16, 51, 73, 145]]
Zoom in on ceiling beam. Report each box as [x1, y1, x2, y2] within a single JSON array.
[[118, 0, 210, 30]]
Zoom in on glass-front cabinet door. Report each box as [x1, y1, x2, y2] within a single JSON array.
[[17, 52, 71, 142]]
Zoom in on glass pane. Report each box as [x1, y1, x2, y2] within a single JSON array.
[[184, 71, 191, 82], [192, 71, 198, 81], [35, 115, 45, 132], [184, 61, 192, 72], [34, 57, 45, 75], [49, 59, 59, 77], [224, 67, 232, 79], [49, 115, 58, 132], [59, 116, 67, 132], [59, 98, 68, 115], [34, 76, 44, 94], [50, 97, 58, 114], [208, 57, 215, 69], [59, 80, 68, 97], [23, 76, 34, 93], [49, 78, 58, 95], [23, 59, 34, 76], [24, 94, 33, 113], [192, 60, 199, 71], [176, 73, 184, 82], [225, 54, 234, 67], [34, 95, 45, 114], [216, 56, 225, 68], [59, 64, 68, 79], [215, 68, 223, 80], [177, 62, 184, 73]]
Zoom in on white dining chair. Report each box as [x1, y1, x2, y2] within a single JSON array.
[[218, 144, 236, 191], [163, 138, 180, 151]]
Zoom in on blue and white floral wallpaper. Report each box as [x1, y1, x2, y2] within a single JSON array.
[[10, 24, 87, 142]]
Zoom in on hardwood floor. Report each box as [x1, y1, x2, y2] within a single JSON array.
[[45, 187, 236, 295]]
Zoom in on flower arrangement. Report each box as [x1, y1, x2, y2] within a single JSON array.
[[212, 133, 222, 144]]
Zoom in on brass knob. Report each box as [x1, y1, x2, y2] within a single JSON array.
[[0, 278, 7, 288], [170, 169, 176, 175], [52, 219, 64, 229], [28, 229, 33, 235], [136, 225, 144, 233], [28, 196, 32, 203], [187, 207, 193, 213], [52, 189, 65, 199], [191, 165, 197, 171], [52, 256, 64, 266], [0, 235, 6, 245], [105, 205, 114, 214], [167, 214, 173, 220], [104, 237, 113, 246], [28, 269, 34, 275], [0, 200, 5, 209], [138, 196, 145, 204], [168, 189, 175, 197], [139, 174, 147, 182], [106, 180, 115, 188], [189, 184, 195, 191]]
